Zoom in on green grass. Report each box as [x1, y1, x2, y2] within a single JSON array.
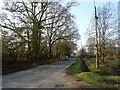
[[84, 58, 95, 65], [105, 59, 120, 68], [88, 64, 103, 73], [84, 58, 119, 75], [75, 72, 116, 85], [103, 76, 120, 83], [88, 63, 117, 75], [66, 58, 120, 89], [83, 58, 120, 89], [66, 58, 89, 75]]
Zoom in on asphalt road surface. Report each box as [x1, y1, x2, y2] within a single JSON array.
[[3, 58, 77, 88]]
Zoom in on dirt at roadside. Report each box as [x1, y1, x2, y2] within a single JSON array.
[[55, 74, 95, 88]]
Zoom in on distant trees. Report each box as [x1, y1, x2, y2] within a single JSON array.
[[76, 48, 88, 58], [0, 1, 79, 65], [86, 37, 95, 57], [54, 40, 77, 58], [86, 2, 118, 62], [105, 39, 118, 56]]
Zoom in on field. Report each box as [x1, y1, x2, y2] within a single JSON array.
[[66, 57, 120, 89]]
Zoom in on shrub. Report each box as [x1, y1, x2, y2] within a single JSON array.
[[105, 55, 115, 60], [112, 55, 120, 59], [105, 55, 120, 60]]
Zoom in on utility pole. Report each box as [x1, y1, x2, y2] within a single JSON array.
[[94, 1, 99, 69]]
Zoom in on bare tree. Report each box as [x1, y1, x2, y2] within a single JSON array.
[[86, 37, 95, 57], [0, 1, 80, 62], [43, 2, 79, 58], [86, 2, 117, 63], [97, 2, 117, 62]]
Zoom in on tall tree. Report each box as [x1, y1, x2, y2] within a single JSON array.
[[97, 3, 117, 62], [86, 2, 117, 63], [43, 2, 79, 58], [0, 1, 80, 62]]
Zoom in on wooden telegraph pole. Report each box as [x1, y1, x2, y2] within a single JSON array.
[[94, 1, 99, 69]]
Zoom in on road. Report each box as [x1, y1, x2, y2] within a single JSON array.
[[2, 58, 92, 88], [3, 58, 75, 88]]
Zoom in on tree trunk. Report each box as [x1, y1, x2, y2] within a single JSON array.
[[101, 30, 106, 63], [48, 44, 52, 59], [31, 4, 41, 60], [101, 45, 105, 62]]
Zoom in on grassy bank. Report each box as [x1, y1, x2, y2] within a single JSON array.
[[66, 58, 89, 75], [66, 58, 120, 89], [76, 72, 116, 85]]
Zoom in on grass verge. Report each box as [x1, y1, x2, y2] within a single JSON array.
[[75, 72, 116, 85], [66, 58, 89, 75], [66, 58, 120, 89], [105, 59, 120, 68]]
